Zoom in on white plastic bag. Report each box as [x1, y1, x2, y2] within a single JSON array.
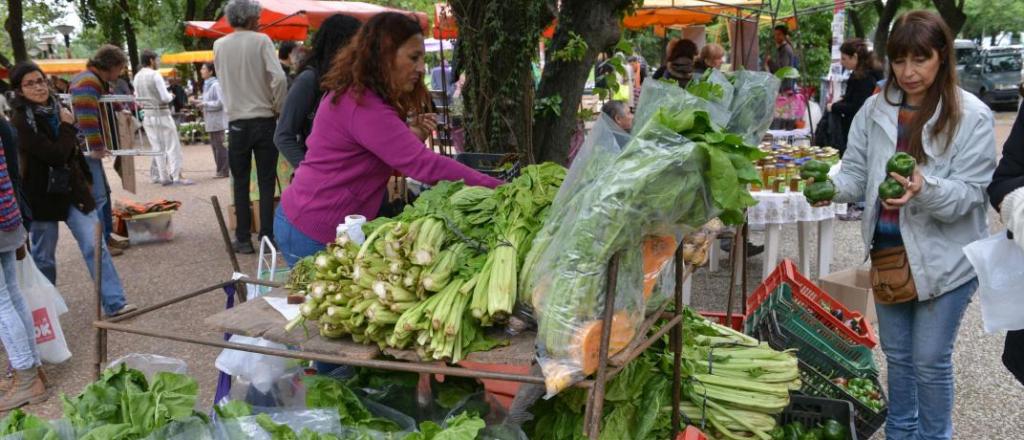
[[16, 258, 71, 364], [16, 256, 67, 315], [215, 335, 293, 394], [964, 233, 1024, 332], [107, 353, 189, 381]]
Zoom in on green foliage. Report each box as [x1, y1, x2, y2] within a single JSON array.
[[551, 32, 589, 62], [962, 0, 1024, 39], [535, 95, 564, 118]]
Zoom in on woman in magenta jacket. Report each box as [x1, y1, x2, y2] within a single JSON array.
[[275, 12, 502, 267]]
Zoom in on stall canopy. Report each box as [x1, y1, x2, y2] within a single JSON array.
[[158, 68, 177, 77], [624, 0, 765, 29], [186, 0, 430, 41], [161, 50, 215, 64], [36, 59, 88, 75], [432, 3, 555, 40]]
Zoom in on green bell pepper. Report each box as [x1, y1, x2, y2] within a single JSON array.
[[822, 419, 848, 440], [800, 160, 832, 182], [768, 426, 786, 440], [799, 431, 822, 440], [878, 177, 906, 200], [886, 152, 916, 177], [804, 181, 838, 204]]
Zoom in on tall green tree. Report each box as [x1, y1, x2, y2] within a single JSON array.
[[4, 0, 27, 63], [961, 0, 1024, 42]]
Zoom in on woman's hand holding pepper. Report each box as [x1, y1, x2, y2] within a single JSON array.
[[881, 167, 924, 210]]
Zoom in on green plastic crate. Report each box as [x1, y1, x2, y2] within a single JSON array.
[[747, 285, 877, 376]]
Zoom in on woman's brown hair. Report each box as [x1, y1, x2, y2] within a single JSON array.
[[883, 11, 961, 163], [320, 12, 428, 118], [839, 38, 871, 80]]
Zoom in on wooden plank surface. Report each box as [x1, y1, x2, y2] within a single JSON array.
[[205, 290, 535, 365]]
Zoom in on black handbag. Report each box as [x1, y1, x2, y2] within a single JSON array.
[[46, 166, 72, 195]]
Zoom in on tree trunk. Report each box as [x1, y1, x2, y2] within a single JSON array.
[[931, 0, 967, 37], [119, 0, 140, 75], [873, 0, 902, 63], [848, 6, 866, 39], [450, 0, 545, 157], [533, 0, 631, 165], [5, 0, 28, 63]]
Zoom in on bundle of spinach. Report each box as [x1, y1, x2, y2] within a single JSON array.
[[59, 364, 203, 440], [303, 374, 404, 433], [402, 412, 486, 440], [525, 106, 766, 396]]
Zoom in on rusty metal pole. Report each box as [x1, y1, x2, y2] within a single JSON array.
[[584, 253, 620, 439], [671, 244, 685, 438], [93, 222, 106, 379], [741, 222, 749, 316], [212, 196, 247, 304], [726, 225, 742, 324]]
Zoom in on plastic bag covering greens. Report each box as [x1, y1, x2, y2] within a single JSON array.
[[635, 70, 781, 148], [525, 78, 773, 397], [212, 409, 342, 440]]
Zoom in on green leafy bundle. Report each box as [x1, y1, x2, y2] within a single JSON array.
[[0, 409, 62, 440], [526, 309, 799, 440], [286, 164, 565, 362], [59, 364, 202, 440]]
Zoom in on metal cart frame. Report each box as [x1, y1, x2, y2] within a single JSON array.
[[88, 196, 750, 439]]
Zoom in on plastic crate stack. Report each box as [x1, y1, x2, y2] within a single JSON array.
[[744, 260, 885, 439], [780, 395, 859, 440]]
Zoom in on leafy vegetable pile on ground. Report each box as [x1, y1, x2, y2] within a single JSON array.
[[526, 309, 800, 440], [285, 164, 565, 362]]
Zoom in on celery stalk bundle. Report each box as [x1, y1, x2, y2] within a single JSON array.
[[285, 164, 565, 362]]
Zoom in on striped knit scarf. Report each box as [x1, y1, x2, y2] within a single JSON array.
[[0, 139, 22, 231]]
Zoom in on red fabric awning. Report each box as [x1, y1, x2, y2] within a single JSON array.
[[187, 0, 430, 41]]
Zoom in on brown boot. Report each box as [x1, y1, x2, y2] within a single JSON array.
[[0, 368, 48, 411]]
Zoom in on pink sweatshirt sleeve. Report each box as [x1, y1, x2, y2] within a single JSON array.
[[352, 99, 504, 189]]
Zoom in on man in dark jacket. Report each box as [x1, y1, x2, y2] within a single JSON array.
[[987, 102, 1024, 387], [765, 25, 797, 92]]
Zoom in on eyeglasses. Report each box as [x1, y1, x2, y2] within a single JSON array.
[[21, 79, 49, 90]]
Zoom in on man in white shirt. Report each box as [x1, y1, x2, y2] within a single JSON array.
[[214, 0, 287, 254], [133, 50, 192, 185]]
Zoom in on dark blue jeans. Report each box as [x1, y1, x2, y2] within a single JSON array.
[[85, 157, 114, 241]]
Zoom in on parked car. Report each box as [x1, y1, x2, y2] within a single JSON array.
[[954, 39, 978, 67], [959, 46, 1022, 108]]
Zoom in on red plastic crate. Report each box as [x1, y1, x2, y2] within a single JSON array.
[[746, 260, 878, 349], [676, 426, 708, 440], [698, 311, 745, 332]]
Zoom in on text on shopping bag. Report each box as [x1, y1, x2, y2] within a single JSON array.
[[33, 308, 56, 344]]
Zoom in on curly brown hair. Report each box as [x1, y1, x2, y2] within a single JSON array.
[[320, 12, 428, 117], [87, 44, 128, 71]]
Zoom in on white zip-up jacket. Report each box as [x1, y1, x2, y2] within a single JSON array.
[[832, 87, 996, 301]]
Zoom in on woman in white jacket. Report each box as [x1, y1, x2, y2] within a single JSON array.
[[197, 63, 229, 178], [817, 11, 995, 440]]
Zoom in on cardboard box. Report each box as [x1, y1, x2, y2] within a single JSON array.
[[229, 197, 281, 234], [818, 269, 876, 324]]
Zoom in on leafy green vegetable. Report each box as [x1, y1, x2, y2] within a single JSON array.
[[303, 375, 402, 432], [256, 414, 344, 440], [214, 401, 254, 419], [435, 412, 486, 440], [60, 364, 201, 440]]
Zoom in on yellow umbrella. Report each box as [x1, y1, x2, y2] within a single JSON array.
[[161, 50, 214, 64], [158, 68, 177, 77]]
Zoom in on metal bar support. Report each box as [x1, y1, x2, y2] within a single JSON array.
[[584, 252, 620, 439], [212, 196, 247, 304], [93, 222, 106, 380], [671, 243, 685, 438]]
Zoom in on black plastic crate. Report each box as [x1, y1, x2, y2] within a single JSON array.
[[780, 395, 858, 440], [453, 153, 519, 180], [757, 312, 887, 440]]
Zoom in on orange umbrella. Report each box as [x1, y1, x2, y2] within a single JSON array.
[[35, 59, 88, 75], [624, 0, 765, 29], [161, 50, 216, 64], [188, 0, 430, 41]]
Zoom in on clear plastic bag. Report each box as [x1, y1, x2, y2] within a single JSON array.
[[107, 354, 188, 381], [140, 416, 214, 440], [216, 335, 299, 394], [726, 70, 782, 146], [525, 71, 777, 397], [964, 233, 1024, 332], [213, 409, 340, 440], [222, 369, 306, 409]]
